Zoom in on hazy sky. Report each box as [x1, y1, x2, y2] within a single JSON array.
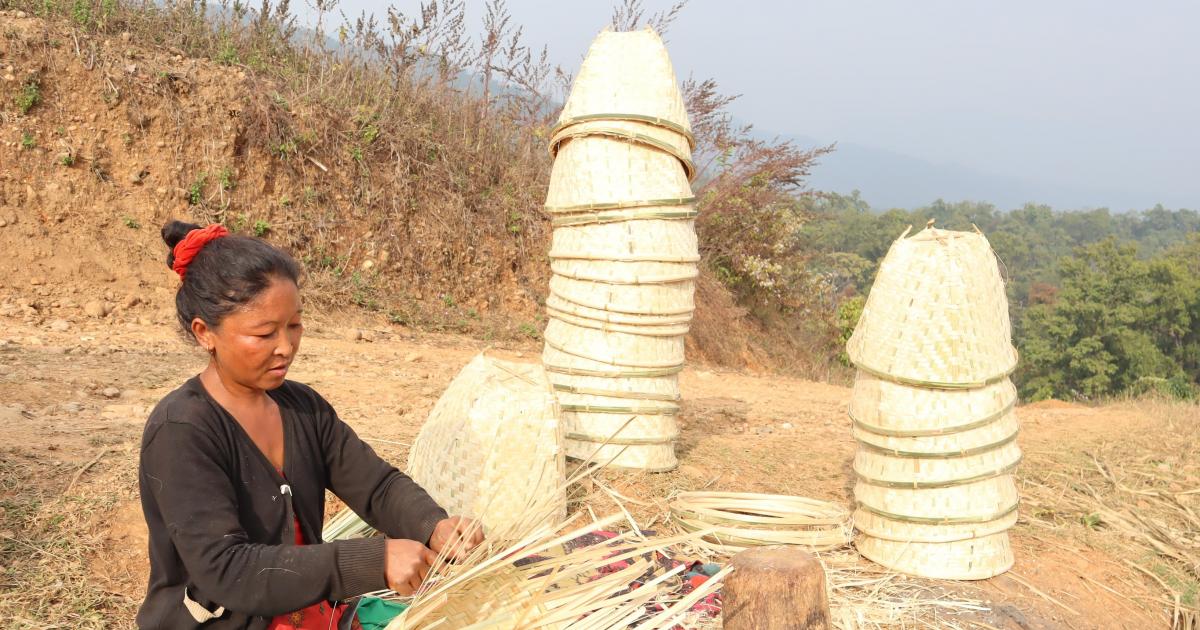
[[296, 1, 1199, 210]]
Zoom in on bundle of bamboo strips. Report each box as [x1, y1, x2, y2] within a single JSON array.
[[846, 225, 1021, 580], [541, 27, 699, 472], [669, 491, 851, 553]]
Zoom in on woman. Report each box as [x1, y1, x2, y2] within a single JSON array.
[[137, 221, 481, 629]]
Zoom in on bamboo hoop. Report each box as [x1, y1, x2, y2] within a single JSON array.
[[669, 491, 852, 552], [549, 122, 695, 181]]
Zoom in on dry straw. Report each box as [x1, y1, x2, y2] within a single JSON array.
[[669, 491, 852, 553], [845, 226, 1019, 388], [406, 354, 566, 533]]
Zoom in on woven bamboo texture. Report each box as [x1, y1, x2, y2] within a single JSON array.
[[549, 219, 698, 262], [545, 293, 694, 326], [853, 508, 1018, 544], [845, 227, 1018, 387], [854, 476, 1019, 521], [406, 354, 565, 533], [543, 318, 686, 367], [853, 440, 1023, 487], [855, 532, 1014, 580], [669, 491, 852, 552], [549, 275, 696, 316], [853, 409, 1019, 456], [555, 28, 691, 140], [849, 371, 1018, 436], [543, 342, 683, 378], [545, 135, 692, 211], [547, 370, 680, 401]]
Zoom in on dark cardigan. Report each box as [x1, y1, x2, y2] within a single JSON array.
[[136, 376, 447, 629]]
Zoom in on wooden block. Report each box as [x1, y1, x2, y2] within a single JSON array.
[[722, 546, 831, 630]]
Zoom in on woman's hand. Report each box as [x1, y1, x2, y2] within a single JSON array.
[[428, 516, 484, 562], [384, 538, 437, 596]]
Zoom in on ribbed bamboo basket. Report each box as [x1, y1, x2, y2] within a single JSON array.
[[845, 226, 1018, 388], [545, 135, 692, 212], [852, 409, 1019, 457], [547, 370, 678, 400], [853, 508, 1018, 544], [855, 532, 1014, 580], [545, 292, 694, 326], [849, 371, 1018, 436], [853, 476, 1019, 521], [542, 341, 683, 378], [564, 413, 678, 472], [550, 206, 698, 227], [549, 218, 698, 262], [546, 306, 691, 337], [549, 120, 694, 181], [406, 354, 565, 533], [543, 318, 685, 367], [549, 275, 695, 316], [550, 258, 698, 284], [853, 441, 1023, 488], [554, 27, 691, 142]]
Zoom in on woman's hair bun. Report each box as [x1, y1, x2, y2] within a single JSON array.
[[162, 220, 202, 269]]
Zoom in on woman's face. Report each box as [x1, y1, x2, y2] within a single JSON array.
[[194, 276, 303, 392]]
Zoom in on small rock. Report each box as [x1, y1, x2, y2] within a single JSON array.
[[29, 277, 44, 286], [342, 328, 362, 342], [61, 402, 83, 413], [49, 319, 70, 332], [123, 295, 142, 309], [361, 260, 374, 270], [102, 387, 121, 399], [0, 219, 6, 227], [83, 301, 108, 318], [26, 336, 43, 346], [404, 352, 423, 363], [781, 422, 794, 430], [696, 370, 715, 380], [120, 31, 131, 42]]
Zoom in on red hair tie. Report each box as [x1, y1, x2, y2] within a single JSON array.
[[173, 224, 230, 279]]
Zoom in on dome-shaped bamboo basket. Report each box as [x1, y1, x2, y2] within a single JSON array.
[[854, 476, 1019, 521], [852, 409, 1019, 457], [545, 135, 693, 213], [406, 354, 565, 533], [549, 219, 699, 262], [853, 508, 1018, 544], [849, 371, 1017, 436], [549, 275, 695, 316], [855, 532, 1014, 580], [845, 226, 1018, 388], [554, 27, 692, 144], [546, 293, 694, 326], [549, 120, 694, 181], [853, 441, 1022, 488]]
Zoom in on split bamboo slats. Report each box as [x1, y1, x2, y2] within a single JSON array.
[[541, 27, 698, 471], [846, 226, 1021, 580]]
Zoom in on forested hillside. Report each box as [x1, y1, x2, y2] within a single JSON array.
[[800, 194, 1200, 401]]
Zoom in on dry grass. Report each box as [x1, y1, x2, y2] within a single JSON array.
[[1020, 396, 1200, 628]]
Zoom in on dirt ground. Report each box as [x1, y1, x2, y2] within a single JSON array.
[[1, 306, 1194, 629]]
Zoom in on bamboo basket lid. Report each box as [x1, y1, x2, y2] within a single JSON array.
[[555, 27, 692, 142], [545, 135, 693, 212], [549, 119, 695, 181], [853, 476, 1019, 522], [549, 218, 698, 262], [853, 508, 1018, 545], [852, 409, 1020, 457], [549, 274, 696, 316], [546, 292, 694, 326], [855, 531, 1014, 580], [853, 440, 1023, 488], [849, 370, 1018, 437], [669, 491, 852, 552], [845, 226, 1019, 388], [406, 354, 565, 533], [543, 318, 686, 368]]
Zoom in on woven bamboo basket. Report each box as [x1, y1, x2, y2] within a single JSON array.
[[542, 342, 683, 378], [854, 476, 1019, 521], [546, 306, 691, 337], [554, 27, 691, 144], [546, 369, 678, 401], [856, 531, 1014, 580], [849, 370, 1017, 436], [845, 226, 1018, 388], [853, 440, 1023, 488], [545, 135, 692, 212], [853, 508, 1018, 544], [549, 120, 694, 181], [550, 258, 698, 284], [545, 292, 694, 326], [564, 413, 678, 471], [852, 409, 1020, 457], [543, 318, 685, 367], [549, 219, 699, 262], [406, 354, 565, 533], [549, 275, 695, 316]]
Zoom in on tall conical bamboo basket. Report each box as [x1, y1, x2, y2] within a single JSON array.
[[845, 227, 1018, 387]]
